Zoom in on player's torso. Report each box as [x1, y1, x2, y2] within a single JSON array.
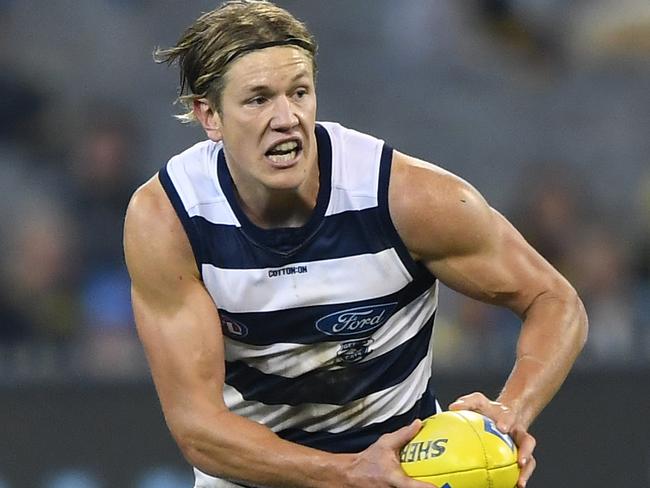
[[160, 122, 439, 454]]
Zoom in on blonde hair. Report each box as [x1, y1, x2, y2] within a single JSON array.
[[154, 0, 317, 123]]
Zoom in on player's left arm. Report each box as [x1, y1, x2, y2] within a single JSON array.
[[389, 151, 588, 487]]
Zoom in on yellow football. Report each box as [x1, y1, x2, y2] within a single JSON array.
[[400, 410, 519, 488]]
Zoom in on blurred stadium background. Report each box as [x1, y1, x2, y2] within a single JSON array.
[[1, 0, 649, 486]]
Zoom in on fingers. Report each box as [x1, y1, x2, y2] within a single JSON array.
[[405, 479, 439, 488], [391, 468, 438, 488], [386, 467, 439, 488], [450, 393, 538, 487], [517, 453, 536, 487], [380, 418, 423, 450], [448, 391, 480, 410], [512, 429, 536, 465], [450, 391, 503, 411], [388, 422, 441, 488], [449, 391, 496, 412], [449, 392, 513, 432], [511, 429, 536, 487], [352, 419, 435, 488]]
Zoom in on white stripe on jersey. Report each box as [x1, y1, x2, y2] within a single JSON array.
[[166, 122, 387, 225], [193, 469, 243, 488], [166, 140, 242, 226], [325, 124, 384, 216], [187, 198, 241, 226], [223, 333, 434, 434], [223, 284, 438, 378], [202, 248, 412, 313]]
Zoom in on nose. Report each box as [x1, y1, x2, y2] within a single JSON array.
[[269, 95, 299, 131]]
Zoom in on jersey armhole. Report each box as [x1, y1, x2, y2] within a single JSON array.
[[377, 144, 437, 281], [158, 166, 205, 280]]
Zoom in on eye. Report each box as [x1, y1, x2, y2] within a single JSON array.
[[294, 88, 308, 100], [247, 96, 267, 106]]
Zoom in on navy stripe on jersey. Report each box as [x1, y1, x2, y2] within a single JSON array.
[[219, 272, 436, 346], [189, 206, 395, 270], [377, 144, 437, 282], [225, 313, 434, 406], [277, 381, 438, 453], [158, 167, 204, 275]]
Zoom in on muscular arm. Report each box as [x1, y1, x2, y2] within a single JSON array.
[[124, 177, 429, 488], [124, 177, 340, 487], [389, 152, 588, 434]]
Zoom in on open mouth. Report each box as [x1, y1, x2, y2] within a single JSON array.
[[265, 140, 302, 164]]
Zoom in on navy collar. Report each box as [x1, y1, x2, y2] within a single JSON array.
[[217, 123, 332, 256]]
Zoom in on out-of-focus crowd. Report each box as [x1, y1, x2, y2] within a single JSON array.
[[0, 0, 649, 384], [0, 92, 145, 379]]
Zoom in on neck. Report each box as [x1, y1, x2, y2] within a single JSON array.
[[234, 162, 320, 229]]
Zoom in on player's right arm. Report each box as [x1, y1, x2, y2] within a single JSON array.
[[123, 176, 430, 488]]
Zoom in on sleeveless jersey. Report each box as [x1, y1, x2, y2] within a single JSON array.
[[159, 122, 440, 487]]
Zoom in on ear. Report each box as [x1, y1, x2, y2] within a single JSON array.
[[193, 98, 223, 142]]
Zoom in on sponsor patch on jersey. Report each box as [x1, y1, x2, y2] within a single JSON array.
[[336, 338, 374, 364], [316, 303, 397, 336], [219, 313, 249, 338], [268, 265, 308, 278]]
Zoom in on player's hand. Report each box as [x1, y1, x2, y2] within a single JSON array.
[[342, 419, 438, 488], [449, 392, 536, 488]]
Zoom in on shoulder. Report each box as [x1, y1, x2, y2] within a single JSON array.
[[388, 150, 496, 261], [124, 176, 198, 300], [124, 175, 180, 245]]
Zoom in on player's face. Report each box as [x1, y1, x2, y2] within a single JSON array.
[[215, 46, 317, 195]]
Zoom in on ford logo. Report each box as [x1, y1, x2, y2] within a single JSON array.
[[316, 303, 397, 336]]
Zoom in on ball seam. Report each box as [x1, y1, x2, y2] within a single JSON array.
[[455, 411, 493, 488]]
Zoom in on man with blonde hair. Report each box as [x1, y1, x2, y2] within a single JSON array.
[[124, 1, 588, 487]]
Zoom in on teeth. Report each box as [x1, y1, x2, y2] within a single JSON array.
[[271, 141, 298, 152], [268, 150, 297, 163]]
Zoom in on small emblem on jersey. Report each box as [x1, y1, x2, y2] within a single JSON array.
[[219, 313, 249, 338], [268, 265, 308, 278], [316, 303, 397, 336], [336, 338, 374, 364], [483, 417, 515, 451]]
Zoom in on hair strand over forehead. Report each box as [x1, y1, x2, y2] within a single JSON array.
[[154, 0, 317, 123]]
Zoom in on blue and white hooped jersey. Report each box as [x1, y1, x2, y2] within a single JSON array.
[[159, 122, 439, 486]]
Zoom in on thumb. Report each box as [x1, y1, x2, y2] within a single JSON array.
[[382, 419, 422, 449]]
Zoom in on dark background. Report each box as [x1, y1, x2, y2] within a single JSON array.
[[1, 0, 649, 486], [2, 371, 648, 487]]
